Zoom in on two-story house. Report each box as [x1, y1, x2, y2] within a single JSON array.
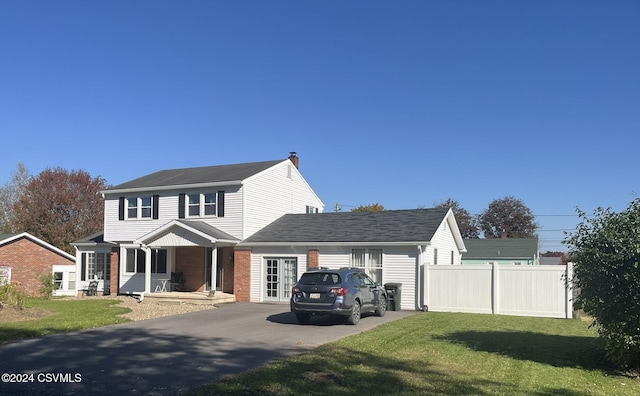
[[73, 153, 467, 309], [73, 153, 324, 299]]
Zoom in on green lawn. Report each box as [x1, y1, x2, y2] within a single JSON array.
[[189, 312, 639, 396], [0, 297, 131, 344], [2, 301, 638, 395]]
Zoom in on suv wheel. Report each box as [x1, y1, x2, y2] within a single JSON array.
[[346, 301, 361, 325], [375, 296, 386, 317], [296, 313, 311, 324]]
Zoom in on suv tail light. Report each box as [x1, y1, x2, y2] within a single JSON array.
[[329, 287, 347, 296], [292, 286, 301, 294]]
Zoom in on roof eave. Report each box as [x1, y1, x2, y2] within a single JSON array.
[[72, 242, 116, 248], [237, 241, 432, 247], [102, 180, 244, 195]]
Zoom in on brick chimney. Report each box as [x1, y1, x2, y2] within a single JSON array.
[[288, 151, 299, 169]]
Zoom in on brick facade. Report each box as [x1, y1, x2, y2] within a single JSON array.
[[233, 249, 251, 302], [175, 247, 206, 292], [110, 248, 119, 295], [308, 249, 320, 269], [221, 246, 235, 293], [0, 236, 74, 296]]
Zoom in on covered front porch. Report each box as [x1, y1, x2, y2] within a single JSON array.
[[118, 220, 239, 296]]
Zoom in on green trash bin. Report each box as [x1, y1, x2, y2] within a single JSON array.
[[384, 283, 402, 311]]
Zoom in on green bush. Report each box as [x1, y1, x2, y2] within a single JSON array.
[[38, 272, 56, 300], [565, 198, 640, 370], [0, 282, 27, 309]]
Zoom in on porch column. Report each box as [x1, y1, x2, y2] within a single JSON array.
[[143, 246, 152, 294], [211, 247, 217, 294]]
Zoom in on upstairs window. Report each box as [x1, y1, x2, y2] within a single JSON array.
[[179, 191, 224, 218], [306, 205, 318, 214], [121, 196, 158, 220], [204, 193, 217, 215], [188, 194, 200, 216]]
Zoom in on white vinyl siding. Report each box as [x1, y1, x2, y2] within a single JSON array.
[[249, 246, 309, 302], [243, 161, 324, 239], [118, 247, 175, 294], [104, 185, 244, 242], [103, 160, 322, 244], [426, 218, 462, 266], [381, 247, 419, 310], [249, 245, 418, 310]]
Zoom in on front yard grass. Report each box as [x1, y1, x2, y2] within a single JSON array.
[[189, 312, 639, 396], [0, 297, 131, 344]]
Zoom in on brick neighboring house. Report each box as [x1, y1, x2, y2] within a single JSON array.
[[0, 232, 76, 296]]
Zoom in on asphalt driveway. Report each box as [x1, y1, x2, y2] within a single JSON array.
[[0, 303, 414, 395]]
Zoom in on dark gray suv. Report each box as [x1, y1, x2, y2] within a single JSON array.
[[290, 267, 387, 325]]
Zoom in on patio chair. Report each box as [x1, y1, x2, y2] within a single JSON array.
[[171, 271, 185, 292], [86, 281, 98, 296]]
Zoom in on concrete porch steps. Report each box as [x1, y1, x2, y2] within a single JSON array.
[[144, 291, 235, 306]]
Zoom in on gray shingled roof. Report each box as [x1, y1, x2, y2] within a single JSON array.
[[176, 220, 240, 242], [0, 233, 18, 242], [71, 232, 115, 246], [462, 238, 538, 259], [240, 208, 449, 244], [106, 159, 283, 191]]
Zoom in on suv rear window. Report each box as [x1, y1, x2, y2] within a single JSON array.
[[298, 272, 341, 286]]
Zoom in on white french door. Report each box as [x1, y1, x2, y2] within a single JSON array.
[[264, 258, 298, 302]]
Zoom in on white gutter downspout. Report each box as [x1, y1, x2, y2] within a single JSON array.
[[416, 245, 424, 311]]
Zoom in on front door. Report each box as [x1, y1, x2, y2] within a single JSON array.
[[205, 248, 224, 292], [264, 258, 297, 302]]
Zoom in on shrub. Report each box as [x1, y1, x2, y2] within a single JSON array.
[[0, 281, 27, 309], [38, 272, 56, 300], [565, 198, 640, 370]]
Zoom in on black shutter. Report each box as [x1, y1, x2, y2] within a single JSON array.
[[178, 193, 185, 218], [152, 195, 159, 219], [118, 197, 125, 221], [217, 191, 225, 217], [81, 253, 86, 281]]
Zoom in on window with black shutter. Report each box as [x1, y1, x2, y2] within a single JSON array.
[[217, 191, 225, 217], [178, 193, 185, 218], [152, 195, 159, 219], [118, 197, 125, 220]]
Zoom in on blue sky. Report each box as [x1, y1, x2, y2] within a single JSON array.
[[1, 1, 638, 252]]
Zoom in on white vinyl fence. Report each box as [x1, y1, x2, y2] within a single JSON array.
[[424, 263, 574, 319]]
